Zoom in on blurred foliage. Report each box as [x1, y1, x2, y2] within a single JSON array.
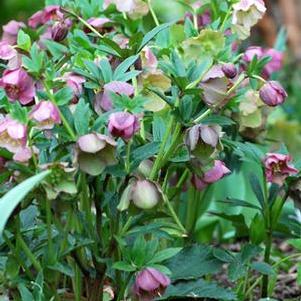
[[0, 0, 43, 27]]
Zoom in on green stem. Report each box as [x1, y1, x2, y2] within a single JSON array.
[[43, 81, 77, 141], [45, 199, 53, 262], [3, 232, 33, 279], [193, 108, 211, 124], [117, 273, 133, 301], [17, 232, 42, 272], [149, 115, 175, 181], [125, 141, 132, 174], [163, 193, 187, 235], [148, 0, 160, 26], [226, 74, 246, 96], [169, 169, 190, 198]]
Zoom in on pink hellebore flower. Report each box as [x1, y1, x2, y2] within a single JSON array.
[[0, 68, 36, 105], [133, 268, 171, 301], [86, 17, 111, 32], [262, 48, 283, 78], [243, 46, 264, 63], [0, 41, 17, 60], [96, 81, 134, 112], [108, 112, 140, 140], [77, 133, 117, 176], [232, 0, 266, 39], [141, 47, 158, 72], [200, 65, 229, 106], [30, 101, 61, 130], [264, 153, 298, 186], [192, 160, 231, 190], [259, 81, 287, 107], [63, 73, 86, 101], [28, 5, 61, 28], [2, 20, 26, 45], [0, 117, 31, 162]]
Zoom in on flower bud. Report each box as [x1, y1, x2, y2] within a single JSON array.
[[259, 81, 287, 107], [132, 180, 160, 210], [133, 268, 170, 301], [51, 21, 69, 42], [264, 153, 298, 186], [138, 160, 153, 178], [108, 111, 140, 140], [222, 63, 237, 79]]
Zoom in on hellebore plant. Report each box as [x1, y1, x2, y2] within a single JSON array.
[[0, 1, 300, 301]]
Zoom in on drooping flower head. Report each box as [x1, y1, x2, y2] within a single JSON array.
[[28, 5, 61, 28], [0, 68, 36, 105], [232, 0, 266, 39], [264, 153, 298, 186], [76, 133, 117, 176], [62, 73, 86, 102], [108, 112, 140, 140], [259, 81, 287, 107], [192, 160, 231, 190], [95, 81, 135, 112], [0, 117, 32, 162], [133, 268, 171, 301], [2, 20, 26, 45], [0, 41, 17, 60], [30, 101, 61, 129]]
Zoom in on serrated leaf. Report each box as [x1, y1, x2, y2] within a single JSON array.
[[149, 248, 182, 264], [251, 262, 275, 276], [17, 29, 31, 51], [161, 279, 236, 300], [73, 98, 91, 135], [138, 22, 174, 52], [0, 170, 51, 235], [113, 55, 139, 80], [54, 87, 74, 106]]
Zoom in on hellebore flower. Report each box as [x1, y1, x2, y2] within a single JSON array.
[[222, 63, 237, 79], [200, 65, 229, 106], [104, 0, 148, 19], [232, 0, 266, 40], [95, 81, 134, 112], [0, 117, 31, 162], [76, 133, 117, 176], [62, 72, 86, 102], [141, 47, 158, 72], [0, 42, 17, 60], [29, 101, 61, 129], [51, 21, 69, 42], [262, 48, 283, 78], [0, 68, 36, 105], [259, 81, 287, 107], [28, 5, 61, 28], [132, 268, 170, 301], [86, 17, 111, 32], [2, 20, 26, 45], [243, 46, 264, 63], [186, 124, 222, 154], [264, 153, 298, 186], [192, 160, 231, 190], [118, 180, 161, 211], [108, 112, 140, 140]]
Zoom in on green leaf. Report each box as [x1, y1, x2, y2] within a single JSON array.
[[249, 173, 265, 208], [113, 261, 136, 272], [149, 248, 182, 264], [131, 142, 160, 169], [17, 29, 31, 51], [73, 98, 91, 135], [138, 22, 174, 52], [165, 245, 223, 280], [113, 55, 139, 80], [54, 87, 74, 106], [250, 214, 265, 245], [0, 170, 51, 235], [43, 39, 69, 60], [48, 263, 74, 277], [251, 262, 275, 276], [18, 283, 34, 301], [99, 58, 113, 83], [161, 279, 236, 300], [297, 263, 301, 285], [287, 239, 301, 251]]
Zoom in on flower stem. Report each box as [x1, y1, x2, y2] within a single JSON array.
[[44, 81, 77, 141], [125, 141, 132, 173], [148, 0, 160, 26], [193, 108, 211, 124], [163, 193, 187, 235]]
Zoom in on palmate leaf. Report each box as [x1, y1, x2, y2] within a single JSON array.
[[164, 244, 223, 280], [160, 279, 236, 300], [0, 170, 51, 235]]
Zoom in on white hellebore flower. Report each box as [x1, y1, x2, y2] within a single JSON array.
[[232, 0, 266, 40]]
